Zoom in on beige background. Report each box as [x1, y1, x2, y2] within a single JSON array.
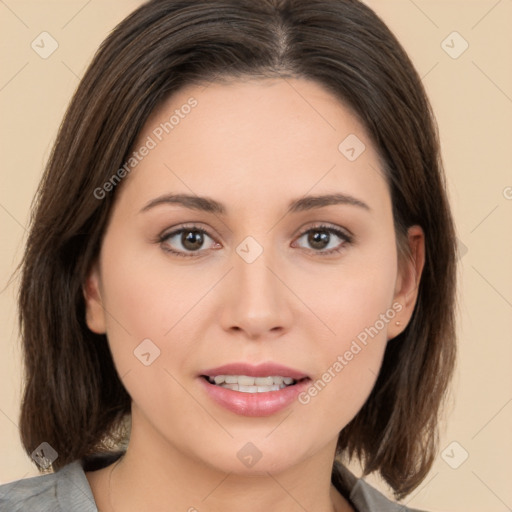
[[1, 1, 511, 511]]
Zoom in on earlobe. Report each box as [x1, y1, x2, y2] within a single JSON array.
[[83, 263, 107, 334], [389, 225, 425, 339]]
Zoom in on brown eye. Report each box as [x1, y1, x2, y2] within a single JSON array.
[[160, 226, 218, 257], [307, 230, 331, 250], [181, 230, 205, 251], [294, 225, 352, 255]]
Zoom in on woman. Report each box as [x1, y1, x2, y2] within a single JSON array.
[[0, 0, 457, 510]]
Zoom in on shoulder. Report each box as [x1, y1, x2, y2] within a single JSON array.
[[332, 462, 429, 512], [0, 460, 98, 512]]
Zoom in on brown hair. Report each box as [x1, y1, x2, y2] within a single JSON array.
[[17, 0, 457, 499]]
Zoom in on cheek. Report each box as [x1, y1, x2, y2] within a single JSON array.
[[97, 237, 212, 375], [297, 234, 398, 344], [97, 244, 211, 430], [294, 242, 397, 424]]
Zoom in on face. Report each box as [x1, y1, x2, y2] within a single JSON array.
[[84, 77, 424, 475]]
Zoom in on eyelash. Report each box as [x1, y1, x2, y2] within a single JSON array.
[[157, 223, 353, 258]]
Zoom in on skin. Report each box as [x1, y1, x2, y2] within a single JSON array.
[[83, 77, 425, 512]]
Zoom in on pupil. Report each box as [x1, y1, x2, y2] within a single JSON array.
[[309, 230, 329, 249], [182, 230, 203, 250]]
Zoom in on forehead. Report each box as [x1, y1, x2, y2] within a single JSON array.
[[116, 77, 390, 217]]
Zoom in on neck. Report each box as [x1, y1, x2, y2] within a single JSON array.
[[105, 408, 352, 512]]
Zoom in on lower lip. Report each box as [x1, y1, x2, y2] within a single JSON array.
[[199, 377, 311, 417]]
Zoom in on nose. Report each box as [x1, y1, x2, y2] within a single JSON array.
[[219, 245, 294, 340]]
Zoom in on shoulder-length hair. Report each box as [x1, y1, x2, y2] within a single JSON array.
[[17, 0, 457, 499]]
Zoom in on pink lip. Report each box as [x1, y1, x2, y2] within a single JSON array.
[[199, 375, 311, 417], [199, 362, 309, 380]]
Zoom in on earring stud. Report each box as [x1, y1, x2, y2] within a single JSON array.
[[395, 321, 401, 326]]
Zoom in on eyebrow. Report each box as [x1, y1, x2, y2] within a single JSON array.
[[140, 192, 371, 215]]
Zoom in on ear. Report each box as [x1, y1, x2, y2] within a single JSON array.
[[83, 262, 107, 334], [388, 225, 425, 340]]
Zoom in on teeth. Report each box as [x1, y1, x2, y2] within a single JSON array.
[[206, 374, 299, 392], [219, 383, 284, 393], [238, 375, 256, 386], [254, 376, 274, 386]]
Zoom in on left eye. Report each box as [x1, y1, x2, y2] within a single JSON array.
[[293, 226, 351, 254]]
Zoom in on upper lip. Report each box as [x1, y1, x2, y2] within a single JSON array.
[[200, 362, 310, 380]]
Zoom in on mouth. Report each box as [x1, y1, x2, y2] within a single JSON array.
[[198, 362, 312, 416], [200, 374, 309, 393]]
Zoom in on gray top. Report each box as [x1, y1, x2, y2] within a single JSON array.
[[0, 452, 426, 511]]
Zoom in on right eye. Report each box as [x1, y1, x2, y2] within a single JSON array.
[[159, 225, 220, 257]]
